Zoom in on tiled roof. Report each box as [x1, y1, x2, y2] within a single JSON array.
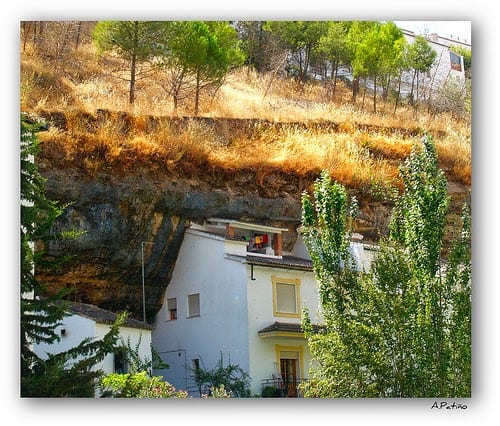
[[246, 255, 313, 271], [67, 302, 153, 330]]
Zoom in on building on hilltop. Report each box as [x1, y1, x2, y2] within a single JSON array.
[[398, 27, 470, 100]]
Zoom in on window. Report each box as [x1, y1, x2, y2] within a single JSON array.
[[450, 50, 462, 72], [192, 358, 201, 380], [272, 277, 301, 318], [114, 351, 128, 373], [167, 297, 177, 320], [187, 293, 200, 318]]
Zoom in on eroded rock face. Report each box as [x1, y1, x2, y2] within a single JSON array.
[[38, 167, 306, 322], [33, 111, 469, 323]]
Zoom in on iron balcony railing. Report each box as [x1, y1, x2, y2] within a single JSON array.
[[261, 377, 310, 398]]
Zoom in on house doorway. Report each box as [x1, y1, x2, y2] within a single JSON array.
[[279, 352, 299, 397]]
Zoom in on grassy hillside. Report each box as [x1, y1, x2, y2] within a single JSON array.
[[20, 40, 471, 203]]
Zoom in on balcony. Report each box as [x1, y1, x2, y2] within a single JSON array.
[[261, 377, 310, 398]]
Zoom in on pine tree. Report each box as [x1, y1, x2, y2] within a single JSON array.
[[20, 114, 123, 397]]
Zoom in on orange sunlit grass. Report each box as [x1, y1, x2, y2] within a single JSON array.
[[23, 39, 471, 200]]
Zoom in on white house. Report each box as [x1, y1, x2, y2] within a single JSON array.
[[152, 218, 371, 397], [34, 302, 153, 377], [398, 28, 470, 100]]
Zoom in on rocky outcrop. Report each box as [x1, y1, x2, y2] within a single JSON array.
[[35, 111, 467, 323], [38, 166, 308, 322]]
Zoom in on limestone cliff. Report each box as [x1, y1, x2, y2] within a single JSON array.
[[35, 113, 467, 323]]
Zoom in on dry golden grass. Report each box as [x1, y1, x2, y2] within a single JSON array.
[[23, 41, 471, 200]]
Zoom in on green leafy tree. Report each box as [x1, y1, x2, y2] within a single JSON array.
[[351, 21, 404, 112], [264, 21, 328, 83], [317, 21, 351, 101], [155, 21, 244, 115], [407, 35, 437, 104], [300, 135, 471, 398], [21, 114, 124, 397], [393, 41, 413, 114], [345, 21, 377, 103], [93, 21, 167, 104], [235, 21, 279, 73]]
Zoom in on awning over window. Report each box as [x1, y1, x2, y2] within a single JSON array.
[[257, 321, 324, 338]]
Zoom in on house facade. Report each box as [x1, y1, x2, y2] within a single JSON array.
[[152, 218, 370, 397], [399, 28, 470, 100], [33, 302, 153, 376]]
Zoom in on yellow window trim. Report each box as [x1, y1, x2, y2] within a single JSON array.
[[275, 344, 304, 379], [271, 276, 301, 318]]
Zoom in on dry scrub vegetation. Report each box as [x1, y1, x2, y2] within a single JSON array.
[[21, 41, 471, 201]]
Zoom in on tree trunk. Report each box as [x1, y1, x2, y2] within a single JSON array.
[[172, 68, 185, 115], [75, 21, 82, 49], [332, 59, 339, 100], [382, 76, 390, 100], [352, 76, 359, 103], [361, 79, 367, 110], [373, 76, 377, 113], [409, 69, 417, 104], [393, 75, 402, 115], [257, 21, 264, 72], [129, 54, 137, 105], [129, 21, 139, 105], [194, 69, 200, 116]]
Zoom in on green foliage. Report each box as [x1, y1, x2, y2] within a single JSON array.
[[430, 78, 470, 120], [201, 384, 232, 399], [192, 352, 251, 397], [154, 21, 245, 115], [99, 332, 184, 398], [115, 333, 169, 375], [300, 135, 471, 398], [408, 36, 437, 73], [264, 21, 328, 82], [407, 36, 437, 103], [235, 21, 277, 72], [22, 314, 126, 397], [261, 385, 280, 397], [350, 22, 405, 111], [301, 171, 359, 321], [93, 21, 168, 103], [92, 21, 166, 61], [20, 114, 123, 397], [450, 45, 471, 76], [100, 371, 188, 398]]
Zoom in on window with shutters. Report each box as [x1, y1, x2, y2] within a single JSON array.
[[272, 277, 301, 318], [187, 293, 200, 318]]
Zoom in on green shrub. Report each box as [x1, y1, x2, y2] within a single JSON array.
[[99, 372, 188, 398]]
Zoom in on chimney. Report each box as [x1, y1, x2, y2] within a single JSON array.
[[273, 233, 283, 257], [226, 224, 235, 238]]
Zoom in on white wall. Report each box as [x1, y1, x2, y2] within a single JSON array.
[[152, 229, 249, 396], [401, 32, 466, 100], [33, 314, 95, 363], [246, 264, 320, 395], [95, 324, 152, 375], [34, 314, 152, 376]]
